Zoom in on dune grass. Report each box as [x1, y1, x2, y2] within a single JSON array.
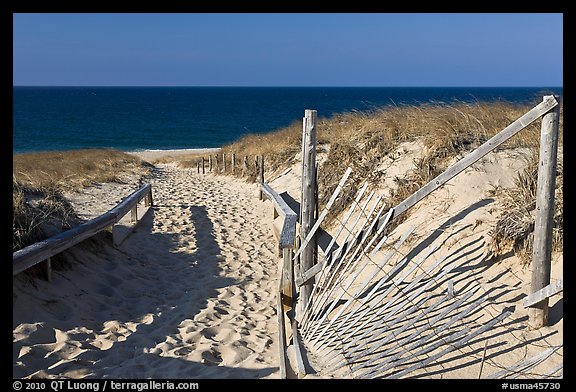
[[13, 101, 563, 262], [13, 149, 150, 252], [215, 100, 563, 258], [488, 152, 563, 262]]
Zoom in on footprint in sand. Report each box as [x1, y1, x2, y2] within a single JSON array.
[[220, 342, 255, 365], [201, 349, 223, 365], [14, 166, 282, 379], [139, 313, 155, 325], [213, 306, 230, 316], [173, 347, 193, 356], [90, 337, 114, 351], [199, 327, 217, 341]]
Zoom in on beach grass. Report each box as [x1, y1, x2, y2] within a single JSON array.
[[13, 102, 563, 260], [217, 100, 563, 258], [488, 152, 563, 262], [13, 149, 150, 251], [219, 101, 562, 166]]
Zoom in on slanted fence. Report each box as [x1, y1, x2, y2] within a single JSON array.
[[484, 346, 563, 379], [258, 96, 562, 378], [13, 184, 154, 281]]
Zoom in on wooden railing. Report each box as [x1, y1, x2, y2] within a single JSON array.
[[259, 182, 297, 311], [259, 181, 299, 378], [260, 182, 297, 250], [13, 183, 153, 278]]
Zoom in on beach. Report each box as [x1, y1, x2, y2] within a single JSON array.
[[13, 155, 282, 378], [13, 145, 563, 379], [12, 11, 563, 381], [127, 148, 221, 163]]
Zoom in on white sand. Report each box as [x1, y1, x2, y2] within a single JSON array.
[[127, 148, 221, 163], [13, 145, 563, 379], [13, 162, 281, 379]]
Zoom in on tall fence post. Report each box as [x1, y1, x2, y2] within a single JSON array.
[[314, 162, 319, 266], [231, 153, 236, 174], [300, 109, 318, 312], [208, 155, 213, 173], [223, 153, 227, 173], [529, 95, 561, 329], [202, 157, 205, 174], [43, 257, 52, 282], [131, 205, 138, 222], [259, 155, 265, 200]]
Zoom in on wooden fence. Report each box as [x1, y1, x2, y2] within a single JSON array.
[[195, 151, 265, 182], [13, 184, 153, 280], [257, 98, 562, 378], [295, 96, 562, 324], [258, 181, 299, 378]]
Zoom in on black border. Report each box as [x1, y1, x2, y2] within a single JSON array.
[[7, 2, 570, 389], [8, 1, 569, 13]]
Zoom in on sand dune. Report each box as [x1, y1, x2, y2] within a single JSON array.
[[267, 144, 563, 379], [13, 163, 281, 379], [13, 145, 563, 379]]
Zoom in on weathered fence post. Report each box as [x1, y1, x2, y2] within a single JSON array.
[[282, 247, 294, 312], [196, 161, 200, 174], [208, 155, 213, 173], [294, 236, 301, 297], [231, 153, 236, 174], [300, 109, 318, 312], [259, 155, 265, 200], [131, 205, 138, 223], [223, 153, 227, 173], [529, 95, 561, 329], [202, 157, 205, 174], [214, 155, 219, 173], [314, 162, 319, 266], [43, 257, 52, 282], [243, 155, 248, 177], [145, 188, 153, 207]]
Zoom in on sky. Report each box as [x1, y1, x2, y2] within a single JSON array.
[[12, 13, 563, 87]]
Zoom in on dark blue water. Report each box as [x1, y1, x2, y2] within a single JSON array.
[[13, 87, 563, 154]]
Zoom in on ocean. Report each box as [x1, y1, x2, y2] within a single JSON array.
[[12, 87, 563, 154]]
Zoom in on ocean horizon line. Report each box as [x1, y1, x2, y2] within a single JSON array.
[[14, 86, 563, 155]]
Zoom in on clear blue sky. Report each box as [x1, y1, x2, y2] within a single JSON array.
[[13, 13, 563, 87]]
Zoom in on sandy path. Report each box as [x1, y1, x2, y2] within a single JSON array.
[[13, 164, 280, 379]]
